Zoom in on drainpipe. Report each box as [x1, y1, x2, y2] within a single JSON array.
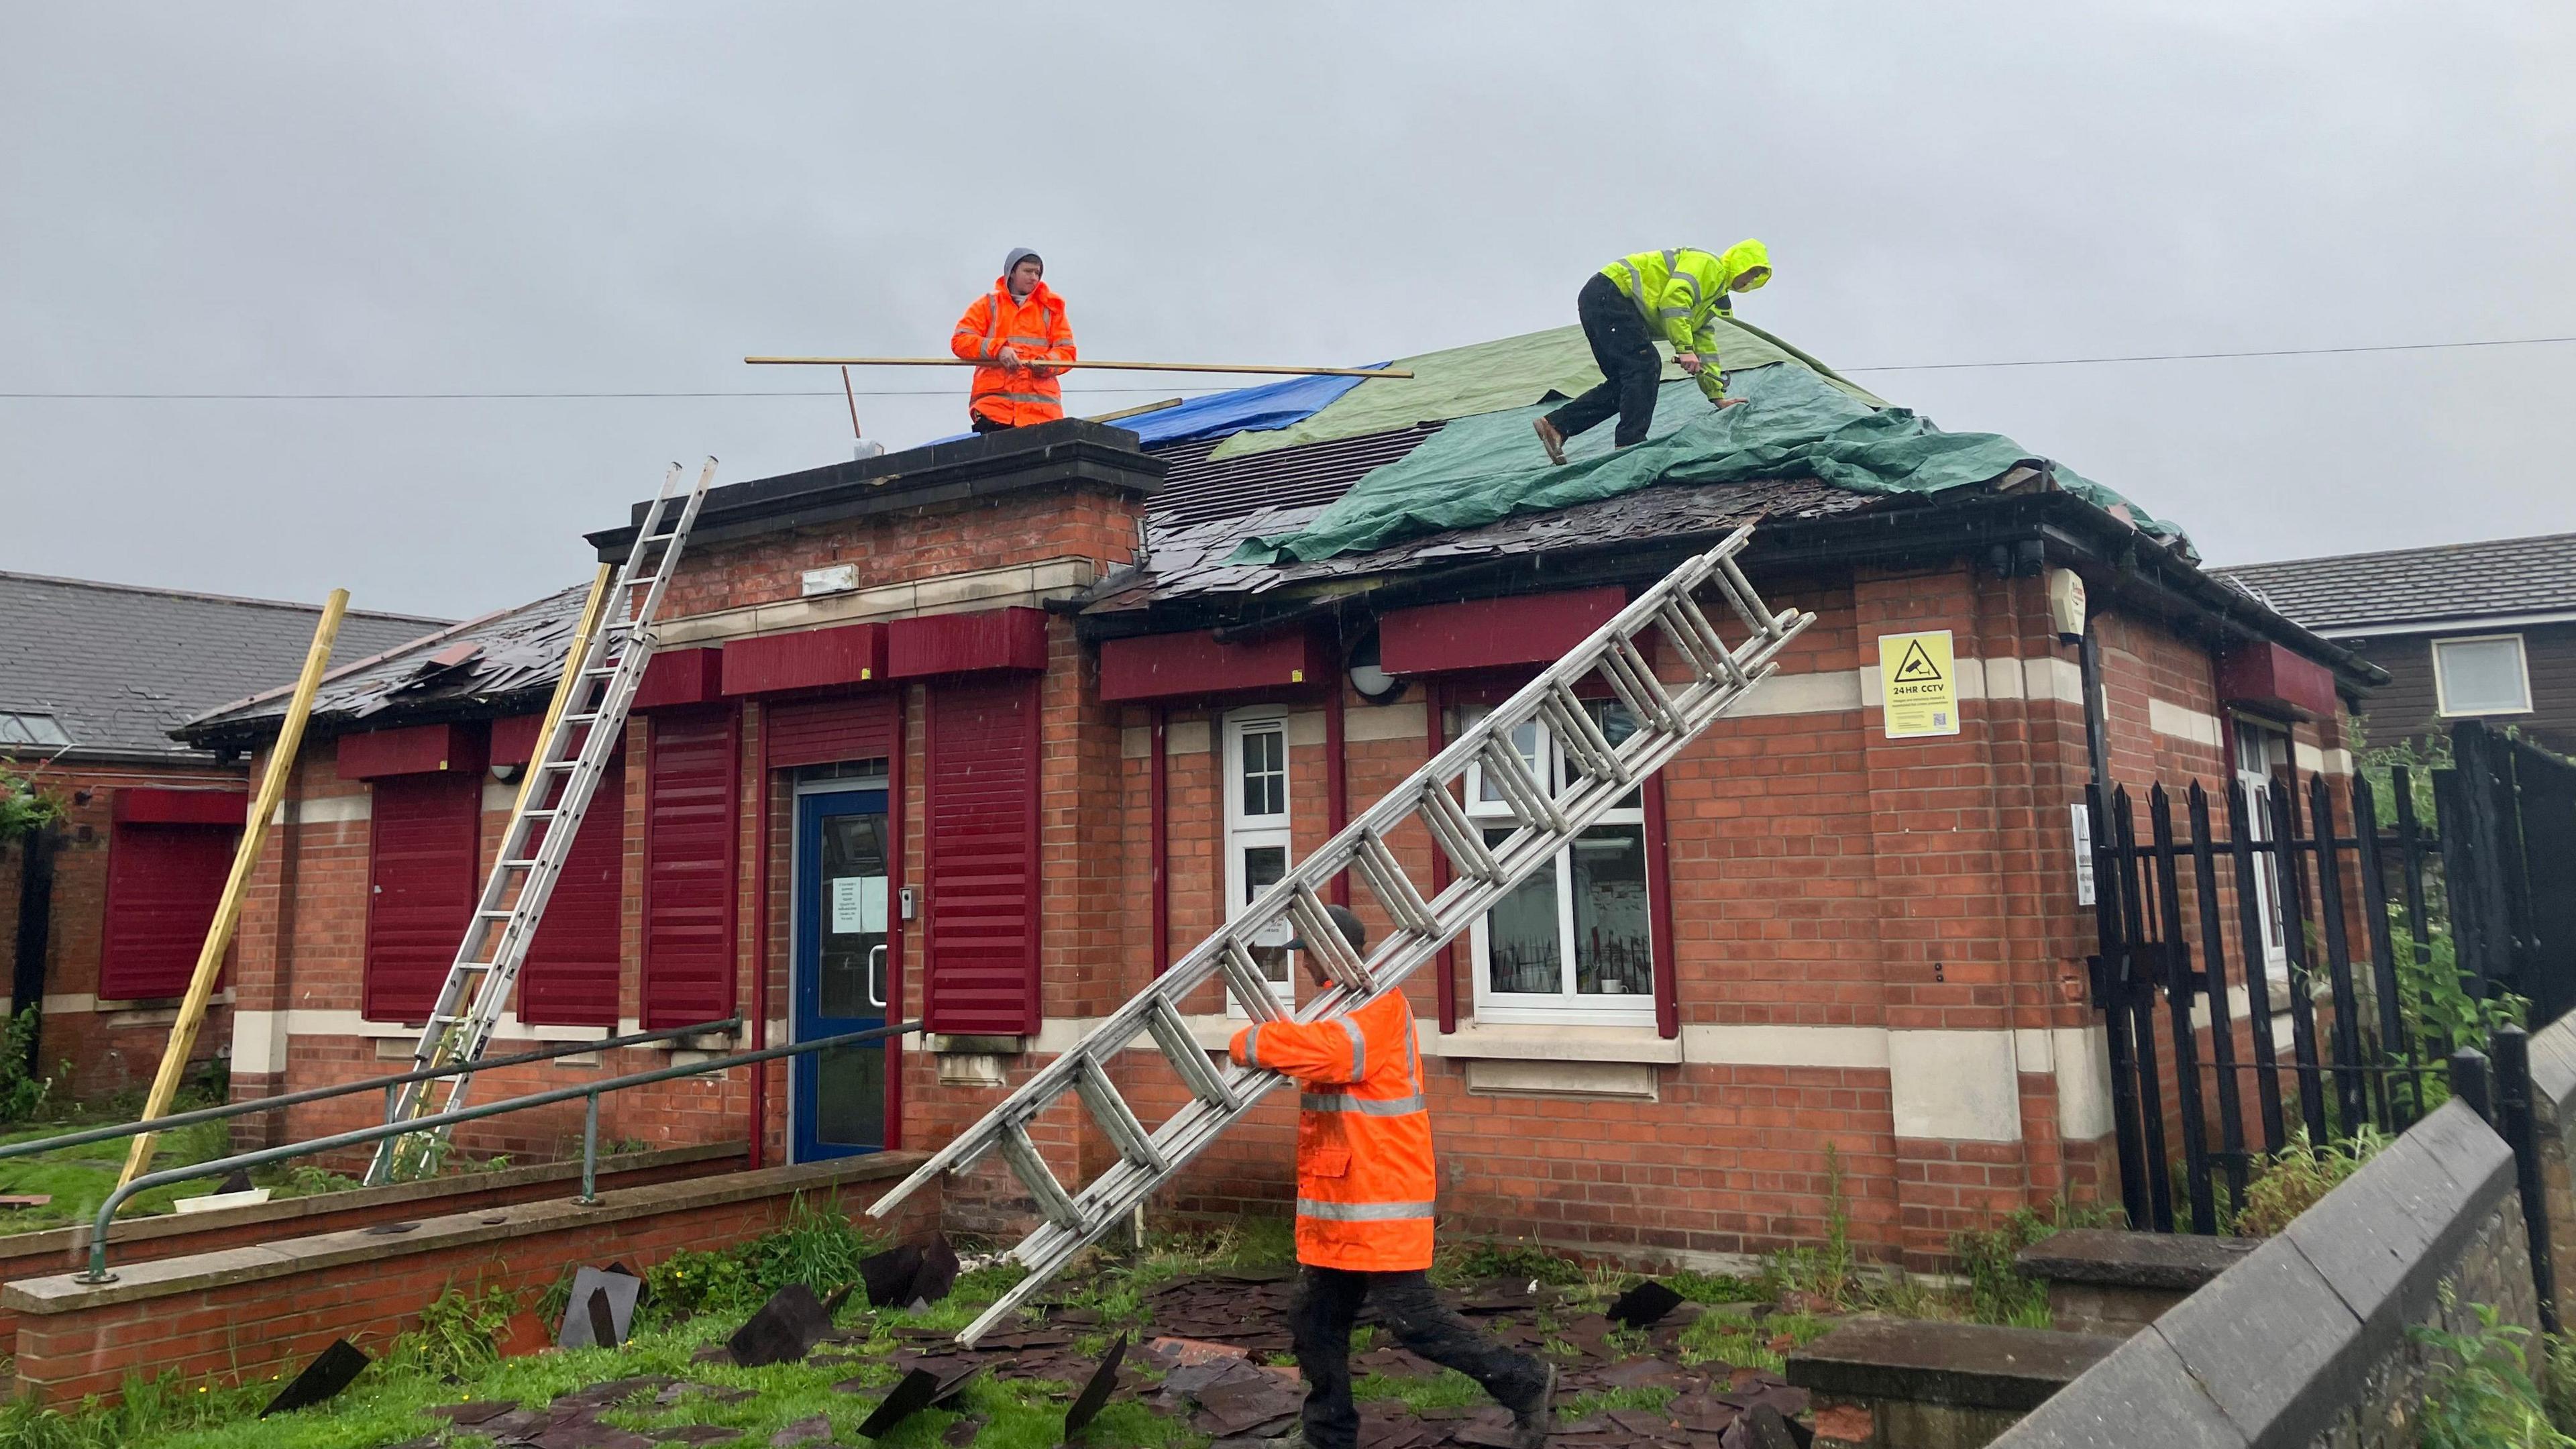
[[747, 707, 770, 1171], [2077, 621, 2112, 793], [1150, 709, 1169, 975]]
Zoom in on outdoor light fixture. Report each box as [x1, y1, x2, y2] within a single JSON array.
[[1345, 629, 1405, 705]]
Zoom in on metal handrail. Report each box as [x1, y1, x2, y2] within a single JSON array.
[[80, 1018, 923, 1282], [0, 1017, 741, 1166]]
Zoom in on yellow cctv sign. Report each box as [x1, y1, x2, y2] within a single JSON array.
[[1878, 629, 1959, 739]]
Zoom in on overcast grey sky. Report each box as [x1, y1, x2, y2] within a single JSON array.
[[5, 2, 2571, 620]]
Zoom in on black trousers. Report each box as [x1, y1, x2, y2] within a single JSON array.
[[969, 413, 1014, 434], [1289, 1267, 1550, 1449], [1544, 271, 1663, 448]]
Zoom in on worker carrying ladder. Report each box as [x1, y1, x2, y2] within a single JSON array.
[[867, 526, 1811, 1344], [366, 460, 717, 1184]]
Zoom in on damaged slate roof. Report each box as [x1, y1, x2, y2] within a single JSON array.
[[0, 571, 447, 763], [2213, 532, 2576, 634], [174, 582, 592, 748]]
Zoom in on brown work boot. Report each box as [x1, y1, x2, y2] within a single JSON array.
[[1532, 416, 1567, 466], [1509, 1362, 1558, 1448]]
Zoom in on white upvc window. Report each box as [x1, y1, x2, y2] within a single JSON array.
[[1461, 700, 1656, 1026], [2234, 718, 2292, 973], [2432, 635, 2533, 718], [1222, 710, 1296, 1013]]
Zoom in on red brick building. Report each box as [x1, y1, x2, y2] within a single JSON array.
[[0, 573, 441, 1099], [178, 335, 2378, 1270]]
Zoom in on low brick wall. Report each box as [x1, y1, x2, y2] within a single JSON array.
[[1, 1152, 934, 1406], [1993, 1100, 2532, 1447], [0, 1142, 743, 1358]]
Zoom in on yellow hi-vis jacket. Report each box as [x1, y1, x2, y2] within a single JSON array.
[[1601, 240, 1771, 400], [1230, 990, 1436, 1272]]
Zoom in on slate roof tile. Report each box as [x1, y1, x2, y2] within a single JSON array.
[[0, 572, 447, 762], [2213, 533, 2576, 632]]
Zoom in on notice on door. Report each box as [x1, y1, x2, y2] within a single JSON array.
[[830, 876, 888, 934], [1877, 629, 1960, 739]]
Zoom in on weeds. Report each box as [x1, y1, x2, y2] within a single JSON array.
[[382, 1283, 518, 1380], [639, 1195, 883, 1326], [1430, 1240, 1585, 1289], [1675, 1310, 1831, 1373], [2232, 1128, 2388, 1237], [0, 1010, 57, 1124], [1950, 1200, 2120, 1327], [2413, 1294, 2574, 1448]]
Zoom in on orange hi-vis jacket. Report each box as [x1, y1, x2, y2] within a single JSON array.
[[951, 278, 1076, 427], [1230, 991, 1436, 1272]]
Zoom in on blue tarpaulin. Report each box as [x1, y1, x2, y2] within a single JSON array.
[[1115, 366, 1384, 446]]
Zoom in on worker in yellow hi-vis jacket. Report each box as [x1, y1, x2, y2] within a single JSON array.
[[1534, 241, 1772, 464]]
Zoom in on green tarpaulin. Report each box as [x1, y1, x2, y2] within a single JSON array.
[[1233, 362, 2184, 566], [1203, 320, 1882, 462]]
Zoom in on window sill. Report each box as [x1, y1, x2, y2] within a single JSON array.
[[1424, 1020, 1680, 1065]]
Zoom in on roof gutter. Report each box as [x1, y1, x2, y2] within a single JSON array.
[[1072, 488, 2387, 691]]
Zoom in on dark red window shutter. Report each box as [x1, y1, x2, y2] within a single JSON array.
[[767, 693, 897, 770], [99, 821, 239, 1000], [519, 757, 625, 1026], [365, 773, 482, 1021], [643, 708, 739, 1028], [924, 677, 1040, 1034]]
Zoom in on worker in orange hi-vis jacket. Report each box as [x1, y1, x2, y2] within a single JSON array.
[[950, 247, 1077, 433], [1230, 904, 1559, 1449]]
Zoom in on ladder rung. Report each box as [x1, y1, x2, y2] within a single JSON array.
[[1348, 832, 1437, 936], [997, 1123, 1084, 1230], [1416, 782, 1502, 883], [1218, 941, 1287, 1021], [564, 713, 602, 726], [1284, 887, 1371, 990], [500, 858, 541, 870], [1146, 1000, 1238, 1111], [1074, 1059, 1167, 1173]]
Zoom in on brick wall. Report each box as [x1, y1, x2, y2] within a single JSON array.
[[4, 1155, 936, 1406], [0, 760, 249, 1100]]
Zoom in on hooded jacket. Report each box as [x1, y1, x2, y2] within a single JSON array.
[[951, 277, 1077, 426], [1601, 241, 1771, 399]]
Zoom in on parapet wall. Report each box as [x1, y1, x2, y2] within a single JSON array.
[[1996, 1087, 2553, 1446]]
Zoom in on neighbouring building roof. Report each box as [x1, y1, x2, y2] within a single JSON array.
[[175, 583, 592, 750], [2213, 533, 2576, 635], [0, 572, 448, 765]]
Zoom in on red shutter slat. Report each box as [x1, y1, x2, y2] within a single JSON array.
[[766, 693, 897, 770], [364, 773, 482, 1021], [924, 677, 1040, 1034], [643, 707, 739, 1028], [519, 757, 625, 1026], [99, 821, 239, 1000]]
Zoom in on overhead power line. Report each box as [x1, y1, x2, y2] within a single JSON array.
[[3, 332, 2569, 400], [1841, 333, 2576, 374]]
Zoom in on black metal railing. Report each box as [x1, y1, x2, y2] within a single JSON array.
[[2090, 720, 2576, 1237]]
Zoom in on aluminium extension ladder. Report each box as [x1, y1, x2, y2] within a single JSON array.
[[366, 460, 718, 1184], [868, 525, 1813, 1344]]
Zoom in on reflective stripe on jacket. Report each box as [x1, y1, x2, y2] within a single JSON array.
[[1599, 241, 1770, 400], [950, 278, 1077, 426], [1229, 991, 1435, 1272]]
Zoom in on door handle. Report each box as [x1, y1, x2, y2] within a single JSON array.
[[867, 944, 889, 1010]]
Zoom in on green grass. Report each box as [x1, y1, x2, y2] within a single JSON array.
[[0, 1222, 1203, 1449], [0, 1112, 256, 1233], [1673, 1311, 1831, 1375]]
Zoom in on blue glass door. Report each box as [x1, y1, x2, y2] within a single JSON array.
[[792, 789, 890, 1161]]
